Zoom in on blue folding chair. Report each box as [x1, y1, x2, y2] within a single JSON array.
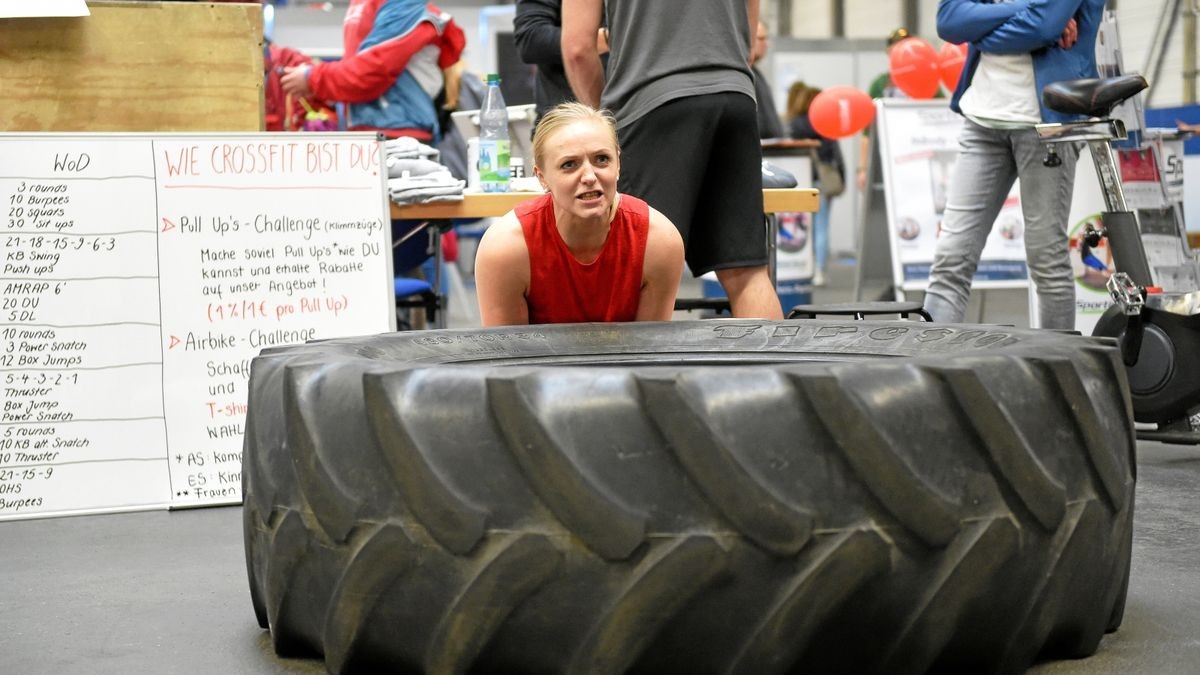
[[392, 217, 482, 329], [393, 219, 445, 329]]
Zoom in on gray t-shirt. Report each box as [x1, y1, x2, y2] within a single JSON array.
[[602, 0, 756, 128]]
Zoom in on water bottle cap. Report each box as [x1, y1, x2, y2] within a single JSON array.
[[487, 73, 501, 84]]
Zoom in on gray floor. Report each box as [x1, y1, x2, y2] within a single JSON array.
[[3, 262, 1198, 673], [2, 445, 1197, 673]]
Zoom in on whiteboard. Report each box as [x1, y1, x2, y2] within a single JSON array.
[[0, 133, 395, 520], [876, 100, 1031, 292]]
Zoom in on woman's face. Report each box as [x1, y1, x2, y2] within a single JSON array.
[[535, 119, 620, 223]]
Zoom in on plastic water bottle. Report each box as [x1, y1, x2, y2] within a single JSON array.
[[478, 74, 511, 193]]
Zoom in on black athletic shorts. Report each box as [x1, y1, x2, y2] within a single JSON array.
[[617, 92, 766, 276]]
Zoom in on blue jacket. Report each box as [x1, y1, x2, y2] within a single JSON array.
[[352, 3, 450, 139], [938, 0, 1107, 124]]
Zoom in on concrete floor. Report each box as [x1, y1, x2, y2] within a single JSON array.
[[3, 262, 1198, 673], [1, 442, 1197, 674]]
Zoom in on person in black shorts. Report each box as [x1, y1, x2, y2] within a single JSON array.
[[562, 0, 783, 319]]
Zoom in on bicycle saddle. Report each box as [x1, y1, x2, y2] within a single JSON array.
[[1042, 74, 1148, 118]]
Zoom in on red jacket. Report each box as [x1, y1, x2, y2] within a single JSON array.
[[307, 0, 466, 139], [264, 44, 337, 132]]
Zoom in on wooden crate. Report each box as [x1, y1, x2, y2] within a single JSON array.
[[0, 1, 263, 132]]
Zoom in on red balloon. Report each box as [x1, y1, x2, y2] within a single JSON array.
[[938, 42, 968, 91], [809, 86, 876, 140], [889, 37, 940, 99]]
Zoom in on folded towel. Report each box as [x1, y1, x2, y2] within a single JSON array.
[[393, 193, 465, 205], [386, 156, 448, 178], [390, 185, 467, 205], [388, 170, 466, 205], [387, 170, 460, 189], [384, 136, 440, 162]]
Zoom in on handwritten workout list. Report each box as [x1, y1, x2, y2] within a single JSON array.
[[0, 134, 393, 519]]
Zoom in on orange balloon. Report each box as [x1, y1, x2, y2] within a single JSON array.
[[809, 86, 876, 140], [889, 37, 940, 99], [938, 42, 969, 91]]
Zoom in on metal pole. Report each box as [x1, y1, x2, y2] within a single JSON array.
[[777, 0, 793, 37], [1089, 139, 1129, 213], [904, 0, 920, 36], [1186, 7, 1197, 103]]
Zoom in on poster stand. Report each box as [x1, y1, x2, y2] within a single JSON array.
[[863, 100, 1031, 320], [852, 124, 897, 301]]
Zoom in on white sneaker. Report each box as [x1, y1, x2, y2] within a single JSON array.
[[813, 270, 826, 287]]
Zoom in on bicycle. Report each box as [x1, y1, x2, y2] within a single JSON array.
[[1037, 73, 1200, 444]]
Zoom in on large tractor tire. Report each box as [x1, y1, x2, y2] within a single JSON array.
[[242, 320, 1136, 674]]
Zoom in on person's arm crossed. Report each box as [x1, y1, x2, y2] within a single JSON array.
[[937, 0, 1029, 45], [971, 0, 1086, 54]]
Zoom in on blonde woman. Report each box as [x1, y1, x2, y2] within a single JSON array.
[[474, 102, 684, 326]]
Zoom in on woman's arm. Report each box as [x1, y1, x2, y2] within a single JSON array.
[[562, 0, 606, 107], [474, 213, 532, 326], [305, 19, 466, 103], [635, 207, 685, 321]]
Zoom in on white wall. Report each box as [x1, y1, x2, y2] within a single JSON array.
[[843, 0, 904, 39], [785, 0, 833, 38], [1116, 0, 1188, 107]]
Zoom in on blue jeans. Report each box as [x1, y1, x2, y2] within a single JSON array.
[[923, 120, 1080, 329], [813, 194, 831, 272]]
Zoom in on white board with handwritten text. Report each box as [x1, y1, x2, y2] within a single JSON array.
[[0, 133, 394, 520]]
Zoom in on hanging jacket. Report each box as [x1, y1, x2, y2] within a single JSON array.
[[307, 0, 466, 140], [937, 0, 1106, 124]]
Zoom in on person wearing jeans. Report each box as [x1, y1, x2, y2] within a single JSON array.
[[924, 0, 1106, 329], [787, 82, 845, 286]]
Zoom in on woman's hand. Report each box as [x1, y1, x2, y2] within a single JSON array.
[[280, 66, 313, 98]]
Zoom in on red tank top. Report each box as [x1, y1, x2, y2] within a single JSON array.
[[517, 193, 650, 324]]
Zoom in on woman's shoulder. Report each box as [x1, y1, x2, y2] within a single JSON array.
[[642, 204, 685, 267], [514, 191, 554, 219], [615, 192, 650, 218], [477, 210, 529, 264]]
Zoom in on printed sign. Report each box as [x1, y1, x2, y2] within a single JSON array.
[[0, 133, 393, 519]]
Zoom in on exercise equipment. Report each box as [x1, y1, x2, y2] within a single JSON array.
[[1038, 74, 1200, 444], [243, 319, 1134, 673]]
